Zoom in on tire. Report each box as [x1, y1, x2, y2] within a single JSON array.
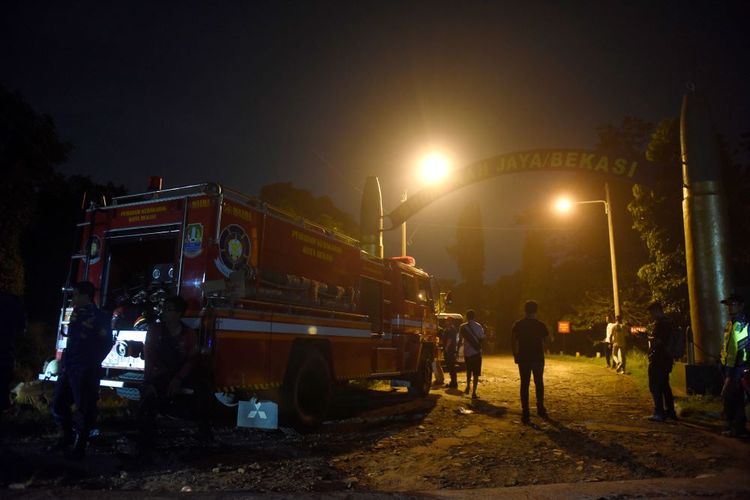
[[115, 371, 144, 401], [408, 351, 433, 397], [282, 348, 332, 431]]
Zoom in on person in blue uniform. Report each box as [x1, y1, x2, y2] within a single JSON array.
[[50, 281, 113, 458]]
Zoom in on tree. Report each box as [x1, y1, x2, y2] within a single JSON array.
[[23, 175, 126, 323], [722, 132, 750, 286], [628, 118, 688, 317], [259, 182, 359, 238], [446, 201, 485, 309], [0, 86, 71, 295]]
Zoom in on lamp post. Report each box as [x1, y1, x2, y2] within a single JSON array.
[[555, 182, 620, 317], [401, 189, 408, 256]]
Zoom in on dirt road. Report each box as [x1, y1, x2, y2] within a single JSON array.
[[2, 355, 749, 496]]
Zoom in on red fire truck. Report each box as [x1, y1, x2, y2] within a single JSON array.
[[42, 182, 438, 429]]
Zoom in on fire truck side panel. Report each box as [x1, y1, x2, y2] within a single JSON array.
[[267, 314, 374, 382], [211, 310, 271, 391], [258, 210, 360, 292]]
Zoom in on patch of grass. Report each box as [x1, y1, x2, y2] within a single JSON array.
[[674, 394, 722, 417], [547, 350, 650, 393]]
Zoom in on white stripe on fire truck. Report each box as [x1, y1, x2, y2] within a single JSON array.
[[390, 318, 424, 328], [215, 318, 372, 338]]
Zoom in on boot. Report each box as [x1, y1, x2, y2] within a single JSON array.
[[69, 431, 86, 459], [47, 429, 74, 452]]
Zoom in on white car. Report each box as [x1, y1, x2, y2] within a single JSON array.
[[437, 313, 465, 367]]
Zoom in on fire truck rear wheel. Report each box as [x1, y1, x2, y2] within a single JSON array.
[[408, 354, 433, 397], [282, 348, 332, 431]]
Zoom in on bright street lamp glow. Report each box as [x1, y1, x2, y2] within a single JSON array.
[[554, 197, 573, 213], [418, 153, 450, 185]]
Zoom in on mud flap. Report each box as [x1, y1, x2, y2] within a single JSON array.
[[237, 397, 279, 429], [390, 380, 412, 388]]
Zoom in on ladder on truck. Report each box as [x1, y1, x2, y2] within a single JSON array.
[[57, 200, 101, 343]]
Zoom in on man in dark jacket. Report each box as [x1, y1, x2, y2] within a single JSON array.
[[441, 317, 459, 389], [645, 301, 676, 422], [511, 300, 549, 424], [136, 295, 211, 450], [50, 281, 113, 458]]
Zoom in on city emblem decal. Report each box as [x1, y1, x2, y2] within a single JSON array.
[[88, 235, 101, 265], [183, 223, 204, 258], [214, 224, 251, 277]]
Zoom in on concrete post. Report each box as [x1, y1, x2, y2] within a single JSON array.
[[680, 89, 732, 364]]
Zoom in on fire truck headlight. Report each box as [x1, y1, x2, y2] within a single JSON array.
[[307, 326, 318, 335]]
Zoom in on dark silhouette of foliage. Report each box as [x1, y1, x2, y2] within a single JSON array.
[[0, 85, 72, 295], [446, 201, 485, 309], [23, 175, 126, 324], [259, 182, 359, 238], [722, 132, 750, 286], [628, 118, 688, 317]]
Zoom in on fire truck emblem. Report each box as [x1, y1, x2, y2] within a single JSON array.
[[183, 223, 203, 258], [215, 224, 251, 277], [88, 236, 101, 265], [248, 401, 267, 419]]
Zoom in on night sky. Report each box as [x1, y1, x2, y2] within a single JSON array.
[[3, 1, 749, 282]]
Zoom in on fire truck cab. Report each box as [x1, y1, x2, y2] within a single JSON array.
[[43, 182, 438, 429]]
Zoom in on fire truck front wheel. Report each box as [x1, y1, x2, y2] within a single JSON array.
[[282, 347, 332, 431]]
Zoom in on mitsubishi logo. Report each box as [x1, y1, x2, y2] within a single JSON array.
[[248, 401, 267, 419]]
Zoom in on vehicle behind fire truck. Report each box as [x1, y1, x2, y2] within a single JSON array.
[[41, 182, 438, 429]]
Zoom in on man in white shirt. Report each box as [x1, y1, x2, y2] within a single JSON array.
[[604, 314, 615, 368], [611, 315, 627, 373], [459, 309, 485, 399]]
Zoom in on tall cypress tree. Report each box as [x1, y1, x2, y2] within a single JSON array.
[[446, 201, 485, 311]]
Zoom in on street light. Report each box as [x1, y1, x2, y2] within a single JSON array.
[[554, 182, 620, 317], [401, 152, 451, 256]]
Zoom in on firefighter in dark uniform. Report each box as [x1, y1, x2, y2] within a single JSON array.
[[136, 295, 212, 452], [720, 293, 749, 437], [50, 281, 113, 458], [645, 301, 676, 422]]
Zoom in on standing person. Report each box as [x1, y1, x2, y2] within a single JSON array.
[[645, 301, 676, 422], [719, 293, 748, 437], [50, 281, 113, 458], [611, 314, 627, 374], [511, 300, 549, 424], [0, 291, 26, 417], [604, 314, 615, 368], [459, 310, 485, 399], [441, 317, 459, 389], [136, 295, 212, 451]]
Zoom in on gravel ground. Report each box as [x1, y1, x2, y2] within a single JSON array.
[[2, 355, 749, 497]]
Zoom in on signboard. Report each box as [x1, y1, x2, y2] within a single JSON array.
[[557, 321, 571, 334], [630, 326, 647, 334]]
